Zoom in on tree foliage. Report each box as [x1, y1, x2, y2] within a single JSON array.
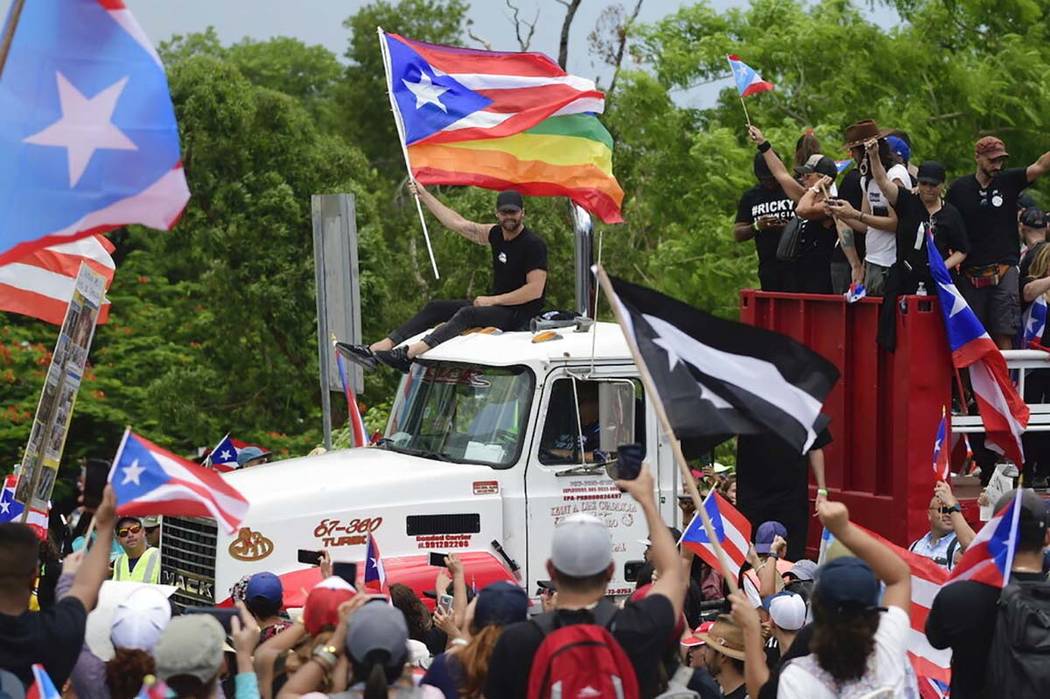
[[3, 0, 1049, 482]]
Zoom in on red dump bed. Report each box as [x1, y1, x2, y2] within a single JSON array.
[[739, 291, 960, 553]]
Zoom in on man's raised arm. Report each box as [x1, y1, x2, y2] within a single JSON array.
[[409, 181, 490, 245], [1027, 150, 1050, 183]]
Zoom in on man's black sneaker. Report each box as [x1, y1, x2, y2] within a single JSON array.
[[374, 346, 412, 373], [335, 342, 378, 370]]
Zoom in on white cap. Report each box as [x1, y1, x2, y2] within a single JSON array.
[[712, 462, 730, 474], [85, 581, 177, 661], [111, 586, 173, 651], [769, 593, 807, 631], [550, 513, 613, 577]]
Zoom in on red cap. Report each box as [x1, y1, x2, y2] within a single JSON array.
[[681, 621, 715, 647], [302, 576, 356, 635], [975, 136, 1008, 159]]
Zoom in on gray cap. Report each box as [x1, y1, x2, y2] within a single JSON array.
[[550, 513, 613, 577], [345, 602, 409, 668], [786, 559, 818, 582], [153, 614, 225, 683]]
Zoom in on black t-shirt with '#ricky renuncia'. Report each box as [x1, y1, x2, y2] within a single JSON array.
[[735, 184, 796, 266], [945, 167, 1030, 267], [488, 225, 548, 317]]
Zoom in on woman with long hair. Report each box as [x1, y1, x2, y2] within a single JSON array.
[[777, 501, 914, 697], [422, 581, 529, 699]]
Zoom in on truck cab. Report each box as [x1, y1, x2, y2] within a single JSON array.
[[159, 321, 681, 609]]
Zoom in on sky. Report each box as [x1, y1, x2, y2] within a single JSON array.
[[2, 1, 898, 107]]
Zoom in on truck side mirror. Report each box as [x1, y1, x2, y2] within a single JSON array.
[[597, 381, 636, 453]]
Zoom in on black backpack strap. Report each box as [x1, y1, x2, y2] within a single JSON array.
[[945, 535, 959, 570]]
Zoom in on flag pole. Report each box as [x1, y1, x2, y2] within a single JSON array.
[[595, 265, 739, 592], [0, 0, 26, 81], [377, 26, 440, 281]]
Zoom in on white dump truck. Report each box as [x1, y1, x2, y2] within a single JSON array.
[[159, 320, 683, 608]]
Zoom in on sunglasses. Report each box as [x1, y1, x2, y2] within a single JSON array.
[[929, 506, 954, 515], [117, 523, 143, 537]]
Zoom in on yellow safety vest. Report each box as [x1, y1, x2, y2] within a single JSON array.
[[112, 546, 160, 584]]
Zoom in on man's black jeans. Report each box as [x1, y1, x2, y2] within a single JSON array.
[[388, 299, 527, 348]]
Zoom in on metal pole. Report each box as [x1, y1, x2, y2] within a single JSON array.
[[0, 0, 26, 81], [571, 204, 594, 317]]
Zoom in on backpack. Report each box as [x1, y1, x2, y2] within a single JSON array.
[[526, 601, 640, 699], [776, 216, 805, 262], [985, 578, 1050, 697]]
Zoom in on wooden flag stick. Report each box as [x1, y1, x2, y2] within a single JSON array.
[[595, 265, 739, 592], [0, 0, 26, 81], [738, 94, 752, 128], [376, 26, 440, 281]]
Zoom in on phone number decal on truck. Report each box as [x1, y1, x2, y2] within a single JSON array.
[[313, 517, 383, 548]]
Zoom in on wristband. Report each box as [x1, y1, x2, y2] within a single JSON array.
[[311, 645, 338, 671], [757, 141, 772, 153], [817, 488, 828, 496]]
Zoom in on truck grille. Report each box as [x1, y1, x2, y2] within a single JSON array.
[[160, 516, 218, 608]]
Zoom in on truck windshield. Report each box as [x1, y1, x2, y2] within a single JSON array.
[[384, 363, 534, 468]]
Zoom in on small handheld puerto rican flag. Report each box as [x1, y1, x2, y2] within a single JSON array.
[[932, 407, 950, 481], [1017, 295, 1047, 350], [726, 55, 774, 97], [844, 281, 867, 304], [679, 491, 752, 578], [363, 532, 386, 591], [27, 664, 61, 699], [208, 433, 239, 473]]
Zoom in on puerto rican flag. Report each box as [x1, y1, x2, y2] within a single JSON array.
[[928, 232, 1028, 465], [0, 234, 115, 325], [335, 348, 367, 448], [932, 409, 950, 481], [679, 491, 752, 578], [207, 433, 239, 473], [1017, 295, 1047, 349], [27, 664, 61, 699], [108, 429, 249, 534], [363, 532, 386, 591], [0, 475, 50, 540], [0, 0, 189, 266], [947, 488, 1022, 588], [380, 31, 604, 147], [726, 55, 774, 97]]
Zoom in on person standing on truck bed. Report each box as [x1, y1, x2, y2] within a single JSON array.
[[341, 184, 549, 374]]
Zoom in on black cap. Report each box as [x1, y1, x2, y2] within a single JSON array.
[[1020, 208, 1046, 229], [496, 190, 524, 211], [916, 161, 947, 185], [796, 154, 837, 179], [1018, 192, 1039, 212]]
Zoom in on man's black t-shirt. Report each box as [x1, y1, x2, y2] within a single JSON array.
[[945, 168, 1030, 267], [0, 596, 88, 688], [488, 225, 548, 317], [735, 184, 795, 267], [483, 595, 675, 699], [926, 571, 1046, 699], [892, 190, 969, 277]]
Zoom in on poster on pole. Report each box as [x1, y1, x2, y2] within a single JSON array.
[[15, 263, 106, 510]]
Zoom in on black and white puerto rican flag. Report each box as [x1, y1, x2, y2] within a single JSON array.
[[608, 276, 839, 454]]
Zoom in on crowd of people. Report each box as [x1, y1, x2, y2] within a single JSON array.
[[2, 460, 1048, 698]]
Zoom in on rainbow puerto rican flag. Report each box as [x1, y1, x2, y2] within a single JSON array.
[[727, 55, 774, 97]]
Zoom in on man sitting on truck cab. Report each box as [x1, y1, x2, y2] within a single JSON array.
[[340, 184, 548, 374]]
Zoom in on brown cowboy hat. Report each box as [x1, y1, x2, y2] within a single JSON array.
[[697, 615, 747, 661], [843, 119, 894, 149]]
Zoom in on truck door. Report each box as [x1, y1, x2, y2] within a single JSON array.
[[524, 373, 649, 597]]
